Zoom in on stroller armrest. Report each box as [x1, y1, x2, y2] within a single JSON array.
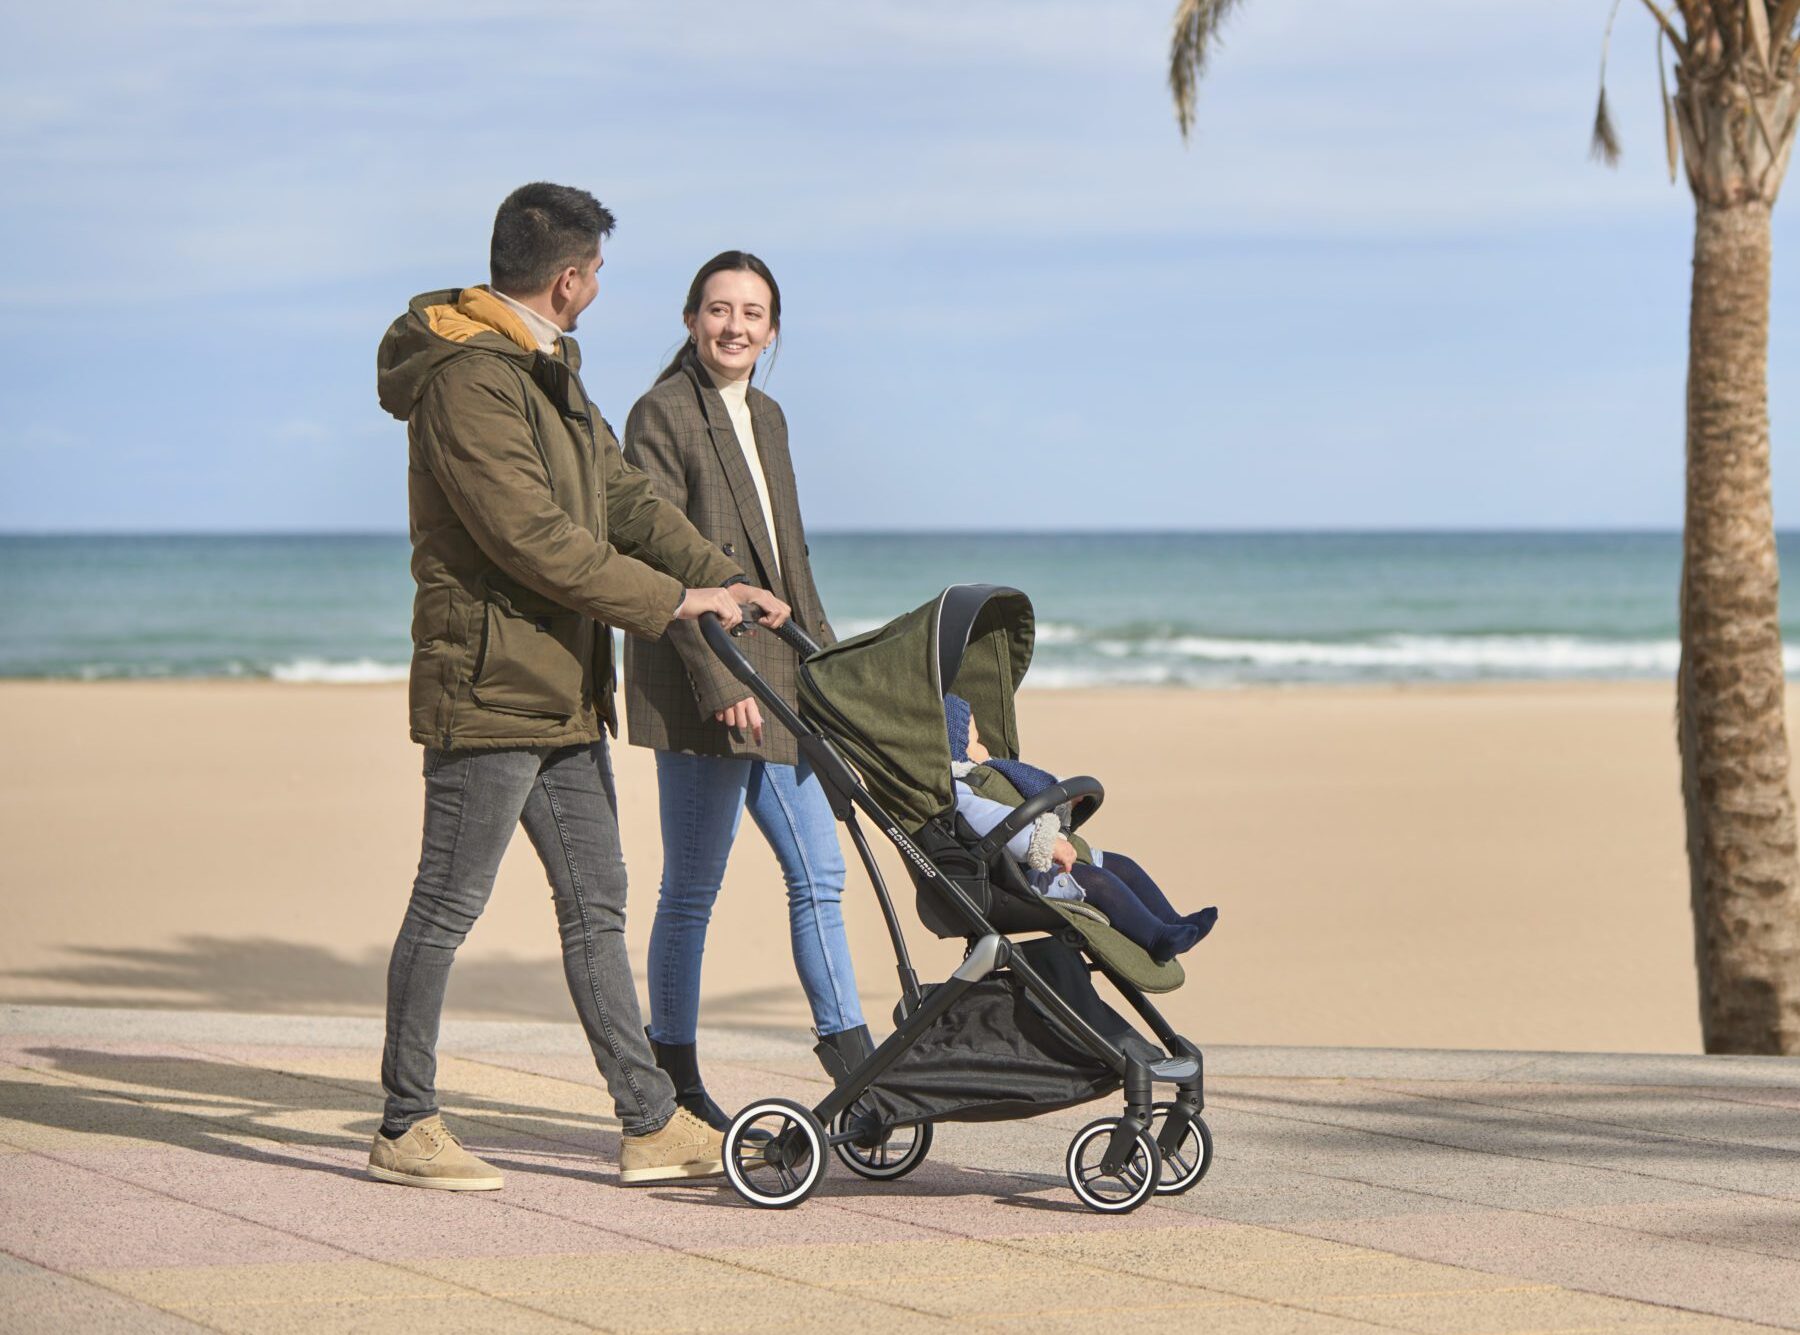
[[969, 775, 1106, 863]]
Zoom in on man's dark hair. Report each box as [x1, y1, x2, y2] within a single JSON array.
[[490, 183, 616, 295]]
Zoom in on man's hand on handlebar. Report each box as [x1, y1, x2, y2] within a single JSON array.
[[715, 696, 765, 745], [729, 584, 791, 628], [674, 587, 743, 629]]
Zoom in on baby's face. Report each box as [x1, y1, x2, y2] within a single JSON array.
[[966, 716, 990, 763]]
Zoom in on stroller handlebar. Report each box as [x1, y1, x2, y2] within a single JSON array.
[[969, 775, 1106, 863], [706, 605, 822, 657], [697, 608, 820, 673]]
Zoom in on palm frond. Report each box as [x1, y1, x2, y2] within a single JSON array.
[[1660, 28, 1682, 181], [1169, 0, 1250, 143], [1592, 0, 1627, 165], [1747, 0, 1773, 65], [1592, 89, 1625, 163], [1639, 0, 1693, 59]]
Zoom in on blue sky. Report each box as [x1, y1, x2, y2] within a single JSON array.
[[2, 0, 1795, 532]]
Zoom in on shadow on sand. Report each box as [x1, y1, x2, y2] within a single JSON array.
[[2, 936, 816, 1035]]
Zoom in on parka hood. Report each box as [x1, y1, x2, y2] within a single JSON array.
[[377, 286, 561, 420]]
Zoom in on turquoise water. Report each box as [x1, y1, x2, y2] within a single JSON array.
[[0, 531, 1789, 686]]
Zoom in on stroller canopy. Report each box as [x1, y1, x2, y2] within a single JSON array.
[[798, 585, 1034, 832]]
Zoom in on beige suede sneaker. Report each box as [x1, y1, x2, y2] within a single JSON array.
[[368, 1115, 503, 1191], [618, 1106, 726, 1185]]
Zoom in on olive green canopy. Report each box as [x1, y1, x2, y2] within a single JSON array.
[[797, 585, 1034, 832]]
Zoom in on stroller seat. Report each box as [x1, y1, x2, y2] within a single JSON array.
[[907, 815, 1186, 993]]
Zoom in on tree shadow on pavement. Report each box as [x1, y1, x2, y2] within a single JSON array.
[[1, 938, 572, 1019], [2, 1045, 620, 1178]]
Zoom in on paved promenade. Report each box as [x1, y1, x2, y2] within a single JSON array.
[[1, 1003, 1796, 1333]]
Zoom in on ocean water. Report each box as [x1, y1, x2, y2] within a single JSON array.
[[0, 532, 1792, 687]]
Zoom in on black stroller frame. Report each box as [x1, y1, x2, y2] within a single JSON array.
[[698, 586, 1209, 1214]]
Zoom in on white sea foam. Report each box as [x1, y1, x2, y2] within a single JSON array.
[[270, 658, 410, 684], [1027, 634, 1800, 685], [1157, 634, 1690, 674]]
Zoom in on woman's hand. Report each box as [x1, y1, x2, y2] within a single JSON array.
[[731, 584, 791, 628], [716, 696, 765, 745], [1052, 837, 1078, 875]]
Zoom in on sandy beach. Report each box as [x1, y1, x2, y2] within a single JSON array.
[[0, 680, 1713, 1053]]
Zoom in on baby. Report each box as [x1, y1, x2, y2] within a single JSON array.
[[945, 694, 1217, 962]]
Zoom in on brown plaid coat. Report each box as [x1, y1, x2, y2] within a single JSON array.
[[620, 352, 836, 766]]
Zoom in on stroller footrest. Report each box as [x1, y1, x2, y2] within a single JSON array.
[[1148, 1056, 1199, 1083]]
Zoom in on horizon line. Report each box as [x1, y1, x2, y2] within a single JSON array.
[[0, 525, 1736, 540]]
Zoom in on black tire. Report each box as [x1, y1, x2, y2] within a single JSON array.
[[723, 1098, 827, 1209], [1065, 1117, 1160, 1214], [832, 1110, 933, 1181], [1148, 1103, 1212, 1195]]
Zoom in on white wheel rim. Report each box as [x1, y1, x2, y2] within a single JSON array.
[[833, 1113, 928, 1179], [725, 1101, 824, 1207], [1066, 1122, 1157, 1213]]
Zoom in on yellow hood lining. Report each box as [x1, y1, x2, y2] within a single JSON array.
[[425, 286, 543, 354]]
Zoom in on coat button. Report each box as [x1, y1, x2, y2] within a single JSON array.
[[723, 543, 735, 556]]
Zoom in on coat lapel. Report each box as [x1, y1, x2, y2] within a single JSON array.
[[683, 360, 784, 592]]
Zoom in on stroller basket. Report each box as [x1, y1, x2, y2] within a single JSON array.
[[696, 585, 1211, 1215], [861, 972, 1116, 1125]]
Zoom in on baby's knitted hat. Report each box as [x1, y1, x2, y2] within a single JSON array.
[[943, 693, 973, 763]]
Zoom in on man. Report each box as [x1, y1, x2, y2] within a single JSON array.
[[371, 182, 789, 1189]]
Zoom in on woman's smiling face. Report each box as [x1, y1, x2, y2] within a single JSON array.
[[686, 269, 777, 383]]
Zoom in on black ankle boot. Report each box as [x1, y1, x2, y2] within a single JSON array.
[[814, 1025, 883, 1142], [812, 1024, 875, 1085], [647, 1032, 730, 1132]]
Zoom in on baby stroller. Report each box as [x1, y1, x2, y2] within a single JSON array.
[[698, 585, 1210, 1214]]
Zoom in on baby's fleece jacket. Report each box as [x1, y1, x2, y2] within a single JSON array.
[[952, 778, 1059, 865], [951, 761, 1099, 900]]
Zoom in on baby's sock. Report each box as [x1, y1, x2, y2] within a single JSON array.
[[1148, 920, 1202, 963], [1184, 907, 1219, 943]]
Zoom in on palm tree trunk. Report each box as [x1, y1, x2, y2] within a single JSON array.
[[1679, 198, 1800, 1053]]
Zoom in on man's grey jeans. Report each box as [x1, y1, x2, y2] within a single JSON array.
[[380, 739, 677, 1138]]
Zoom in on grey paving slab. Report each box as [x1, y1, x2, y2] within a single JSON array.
[[1362, 1080, 1800, 1152], [1211, 1079, 1800, 1206]]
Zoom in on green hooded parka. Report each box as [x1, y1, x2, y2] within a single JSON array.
[[376, 286, 742, 749]]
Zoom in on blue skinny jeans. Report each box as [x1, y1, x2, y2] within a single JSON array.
[[647, 750, 865, 1043]]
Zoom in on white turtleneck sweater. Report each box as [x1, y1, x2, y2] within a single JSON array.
[[492, 288, 563, 355], [707, 370, 782, 578]]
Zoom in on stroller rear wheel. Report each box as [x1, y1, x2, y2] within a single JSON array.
[[1065, 1117, 1160, 1214], [723, 1099, 827, 1209], [832, 1110, 933, 1180], [1149, 1103, 1212, 1195]]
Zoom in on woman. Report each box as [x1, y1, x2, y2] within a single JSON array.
[[621, 251, 870, 1129]]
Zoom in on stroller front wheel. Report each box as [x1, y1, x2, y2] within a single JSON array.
[[1065, 1117, 1160, 1214], [1149, 1103, 1213, 1195], [724, 1099, 827, 1209], [832, 1110, 933, 1180]]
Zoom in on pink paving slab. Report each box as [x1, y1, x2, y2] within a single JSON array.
[[17, 1141, 665, 1263], [0, 1151, 345, 1270]]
